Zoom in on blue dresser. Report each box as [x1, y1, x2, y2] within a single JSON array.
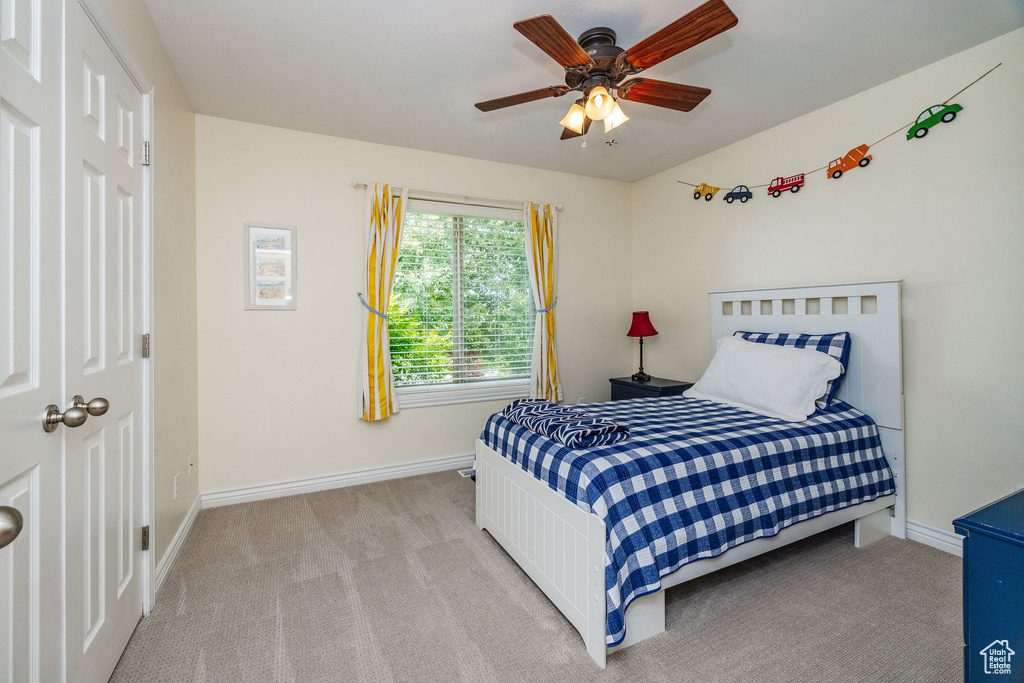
[[953, 490, 1024, 682]]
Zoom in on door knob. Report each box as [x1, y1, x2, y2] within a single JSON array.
[[72, 395, 109, 416], [0, 506, 24, 550], [42, 404, 89, 432]]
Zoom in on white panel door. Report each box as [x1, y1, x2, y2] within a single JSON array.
[[64, 4, 146, 681], [0, 0, 66, 680]]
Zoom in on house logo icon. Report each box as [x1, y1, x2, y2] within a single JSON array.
[[979, 640, 1015, 675]]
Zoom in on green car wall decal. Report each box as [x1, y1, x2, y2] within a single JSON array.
[[907, 103, 962, 140]]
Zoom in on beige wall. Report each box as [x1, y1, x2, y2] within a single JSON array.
[[195, 116, 633, 492], [100, 0, 199, 563], [631, 28, 1024, 533]]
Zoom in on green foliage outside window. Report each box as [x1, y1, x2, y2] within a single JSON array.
[[387, 211, 534, 387]]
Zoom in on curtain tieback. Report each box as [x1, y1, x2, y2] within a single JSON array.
[[537, 297, 557, 313], [357, 292, 388, 319]]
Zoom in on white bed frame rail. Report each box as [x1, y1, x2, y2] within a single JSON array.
[[475, 281, 905, 668]]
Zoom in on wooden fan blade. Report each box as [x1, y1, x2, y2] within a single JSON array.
[[475, 86, 570, 112], [560, 116, 592, 140], [617, 78, 712, 112], [624, 0, 738, 71], [514, 15, 593, 68]]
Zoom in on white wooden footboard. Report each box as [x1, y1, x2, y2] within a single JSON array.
[[476, 436, 895, 668], [475, 439, 610, 667]]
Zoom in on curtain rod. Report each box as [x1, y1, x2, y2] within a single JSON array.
[[351, 178, 563, 211]]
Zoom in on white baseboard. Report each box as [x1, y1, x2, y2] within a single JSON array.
[[154, 492, 202, 594], [200, 452, 476, 509], [906, 518, 963, 557]]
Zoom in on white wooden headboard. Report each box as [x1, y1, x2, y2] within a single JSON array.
[[709, 281, 906, 538]]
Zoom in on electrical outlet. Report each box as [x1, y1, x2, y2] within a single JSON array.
[[577, 397, 586, 404], [188, 452, 194, 478], [173, 473, 179, 500]]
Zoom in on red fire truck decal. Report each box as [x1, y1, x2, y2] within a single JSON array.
[[768, 173, 804, 197]]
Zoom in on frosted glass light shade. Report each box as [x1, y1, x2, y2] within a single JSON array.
[[604, 101, 629, 132], [559, 102, 587, 134], [584, 86, 615, 121]]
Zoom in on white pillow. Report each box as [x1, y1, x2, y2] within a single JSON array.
[[683, 336, 842, 422]]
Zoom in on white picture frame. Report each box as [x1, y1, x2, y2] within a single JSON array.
[[244, 223, 297, 310]]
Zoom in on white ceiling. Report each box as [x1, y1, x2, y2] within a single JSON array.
[[143, 0, 1024, 182]]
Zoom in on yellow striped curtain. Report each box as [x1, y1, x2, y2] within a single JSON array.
[[524, 202, 562, 402], [359, 183, 408, 421]]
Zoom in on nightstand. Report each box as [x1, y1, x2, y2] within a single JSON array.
[[609, 376, 693, 401], [953, 490, 1024, 682]]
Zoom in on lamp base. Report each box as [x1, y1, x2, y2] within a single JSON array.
[[631, 371, 652, 382]]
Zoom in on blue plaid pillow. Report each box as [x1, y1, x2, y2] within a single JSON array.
[[733, 331, 851, 408]]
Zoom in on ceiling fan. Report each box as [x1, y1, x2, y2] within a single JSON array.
[[474, 0, 738, 139]]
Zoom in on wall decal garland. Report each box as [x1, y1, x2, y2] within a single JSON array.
[[678, 63, 1001, 203]]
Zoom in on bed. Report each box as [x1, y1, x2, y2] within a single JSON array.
[[474, 281, 905, 668]]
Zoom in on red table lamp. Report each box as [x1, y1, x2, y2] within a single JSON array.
[[627, 311, 658, 382]]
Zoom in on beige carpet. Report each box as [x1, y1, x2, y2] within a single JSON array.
[[111, 471, 962, 682]]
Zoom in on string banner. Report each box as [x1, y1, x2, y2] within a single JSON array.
[[678, 64, 1000, 202]]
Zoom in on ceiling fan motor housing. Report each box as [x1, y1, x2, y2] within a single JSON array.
[[578, 27, 617, 51], [567, 27, 627, 91]]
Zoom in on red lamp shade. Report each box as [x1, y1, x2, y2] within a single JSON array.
[[627, 311, 658, 338]]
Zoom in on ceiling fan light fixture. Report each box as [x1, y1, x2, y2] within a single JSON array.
[[478, 4, 740, 142], [604, 101, 629, 133], [584, 86, 615, 120], [559, 102, 587, 134]]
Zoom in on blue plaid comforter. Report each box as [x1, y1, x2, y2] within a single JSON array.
[[480, 396, 895, 647]]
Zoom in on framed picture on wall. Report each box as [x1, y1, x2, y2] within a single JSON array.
[[244, 223, 297, 310]]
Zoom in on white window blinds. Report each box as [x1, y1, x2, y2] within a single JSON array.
[[387, 200, 534, 391]]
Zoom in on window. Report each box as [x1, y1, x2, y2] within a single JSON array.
[[387, 199, 534, 407]]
